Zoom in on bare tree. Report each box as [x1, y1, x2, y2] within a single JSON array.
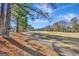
[[71, 17, 79, 32]]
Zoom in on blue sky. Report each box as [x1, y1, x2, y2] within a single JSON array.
[[28, 3, 79, 29], [0, 3, 79, 29]]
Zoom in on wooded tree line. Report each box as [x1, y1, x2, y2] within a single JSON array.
[[53, 17, 79, 32], [36, 17, 79, 32]]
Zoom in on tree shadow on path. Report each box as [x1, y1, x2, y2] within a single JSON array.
[[5, 37, 45, 56]]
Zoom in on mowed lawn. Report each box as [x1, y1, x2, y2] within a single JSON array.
[[31, 31, 79, 38]]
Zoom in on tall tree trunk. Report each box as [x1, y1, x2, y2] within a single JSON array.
[[3, 3, 12, 39], [16, 17, 19, 32], [1, 3, 5, 35]]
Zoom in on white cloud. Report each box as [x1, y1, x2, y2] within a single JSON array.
[[28, 19, 48, 23], [36, 4, 53, 15], [64, 13, 78, 20], [55, 13, 79, 22]]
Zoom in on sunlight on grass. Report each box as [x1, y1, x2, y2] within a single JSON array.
[[32, 31, 79, 38], [28, 40, 58, 56]]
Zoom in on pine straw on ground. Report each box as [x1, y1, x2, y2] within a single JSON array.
[[0, 36, 31, 56]]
